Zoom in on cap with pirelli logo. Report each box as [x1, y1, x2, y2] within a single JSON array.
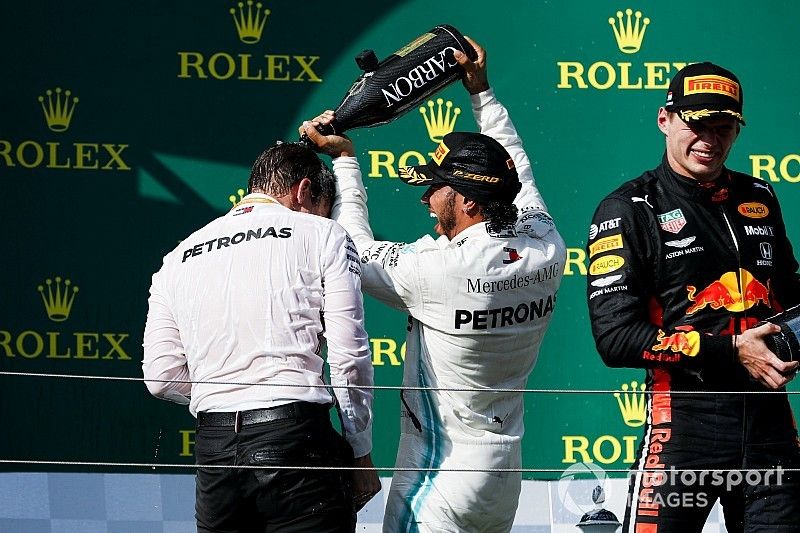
[[664, 62, 745, 125], [398, 131, 521, 204]]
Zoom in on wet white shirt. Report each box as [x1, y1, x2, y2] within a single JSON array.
[[142, 194, 373, 456]]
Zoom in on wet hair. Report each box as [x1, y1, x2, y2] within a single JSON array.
[[248, 142, 335, 207], [482, 201, 519, 234]]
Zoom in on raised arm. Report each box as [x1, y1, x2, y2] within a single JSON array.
[[299, 116, 425, 314], [456, 36, 547, 214]]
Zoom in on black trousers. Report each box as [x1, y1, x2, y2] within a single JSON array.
[[624, 388, 800, 533], [195, 402, 356, 533]]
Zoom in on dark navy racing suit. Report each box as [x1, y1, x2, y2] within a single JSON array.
[[586, 157, 800, 532]]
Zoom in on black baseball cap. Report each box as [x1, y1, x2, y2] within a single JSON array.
[[398, 132, 521, 204], [664, 62, 745, 125]]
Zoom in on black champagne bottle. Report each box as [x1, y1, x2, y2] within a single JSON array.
[[302, 24, 476, 141]]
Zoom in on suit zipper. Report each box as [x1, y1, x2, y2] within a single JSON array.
[[719, 205, 745, 334], [720, 203, 748, 460]]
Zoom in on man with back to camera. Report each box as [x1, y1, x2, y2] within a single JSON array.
[[586, 61, 800, 532], [142, 141, 381, 532], [301, 37, 566, 532]]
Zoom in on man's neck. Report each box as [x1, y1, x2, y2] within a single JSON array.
[[446, 215, 485, 240], [250, 189, 293, 210]]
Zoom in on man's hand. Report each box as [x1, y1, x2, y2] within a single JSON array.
[[736, 322, 799, 389], [455, 36, 489, 95], [299, 111, 355, 158], [351, 453, 381, 512]]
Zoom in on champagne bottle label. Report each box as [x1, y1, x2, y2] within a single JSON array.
[[380, 45, 460, 108], [345, 72, 373, 99], [394, 32, 436, 57], [301, 24, 475, 143]]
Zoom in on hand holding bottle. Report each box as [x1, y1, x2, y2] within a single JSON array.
[[299, 111, 355, 158], [299, 24, 476, 146], [455, 36, 490, 95]]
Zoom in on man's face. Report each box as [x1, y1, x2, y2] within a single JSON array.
[[421, 184, 458, 237], [658, 109, 739, 182]]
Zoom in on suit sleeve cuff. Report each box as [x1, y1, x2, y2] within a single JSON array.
[[470, 88, 496, 109], [698, 334, 735, 368], [346, 429, 372, 459]]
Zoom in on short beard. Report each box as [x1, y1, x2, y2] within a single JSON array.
[[438, 189, 458, 236]]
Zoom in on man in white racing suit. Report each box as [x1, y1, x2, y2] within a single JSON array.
[[300, 38, 565, 532]]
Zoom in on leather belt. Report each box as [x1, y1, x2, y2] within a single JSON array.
[[197, 402, 330, 432]]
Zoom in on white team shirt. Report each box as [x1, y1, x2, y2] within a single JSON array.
[[142, 194, 373, 456], [332, 89, 565, 446]]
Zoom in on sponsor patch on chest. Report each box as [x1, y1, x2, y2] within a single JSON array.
[[657, 209, 687, 234]]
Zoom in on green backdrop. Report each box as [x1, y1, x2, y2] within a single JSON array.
[[2, 0, 799, 479]]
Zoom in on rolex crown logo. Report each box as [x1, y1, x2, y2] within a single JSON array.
[[419, 98, 461, 143], [38, 88, 79, 132], [37, 276, 79, 322], [230, 0, 270, 44], [229, 188, 246, 207], [614, 380, 646, 427], [608, 8, 650, 54]]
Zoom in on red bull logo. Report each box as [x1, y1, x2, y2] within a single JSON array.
[[686, 269, 771, 315], [744, 277, 771, 307], [651, 327, 700, 357]]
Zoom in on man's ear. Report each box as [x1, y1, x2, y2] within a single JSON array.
[[290, 178, 313, 209], [657, 107, 670, 135], [462, 197, 480, 217]]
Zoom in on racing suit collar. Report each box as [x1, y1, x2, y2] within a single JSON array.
[[242, 192, 280, 203], [236, 192, 284, 207], [445, 221, 491, 248], [658, 154, 732, 204]]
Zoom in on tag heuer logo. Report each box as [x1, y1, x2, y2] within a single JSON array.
[[658, 209, 686, 234]]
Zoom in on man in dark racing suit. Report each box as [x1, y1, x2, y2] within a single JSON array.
[[587, 62, 800, 532]]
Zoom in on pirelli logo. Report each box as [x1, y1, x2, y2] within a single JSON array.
[[589, 234, 623, 258], [431, 141, 449, 165], [684, 75, 740, 101]]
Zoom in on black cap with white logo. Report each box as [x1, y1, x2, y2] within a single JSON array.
[[398, 131, 521, 204], [665, 62, 745, 125]]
